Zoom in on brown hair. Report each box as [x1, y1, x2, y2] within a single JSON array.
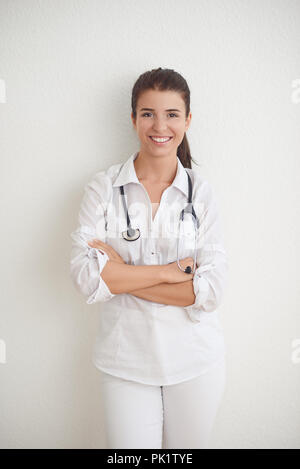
[[131, 67, 198, 169]]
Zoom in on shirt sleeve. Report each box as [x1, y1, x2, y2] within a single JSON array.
[[70, 172, 116, 304], [184, 180, 228, 323]]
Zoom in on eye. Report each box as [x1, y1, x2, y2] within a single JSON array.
[[141, 112, 178, 118]]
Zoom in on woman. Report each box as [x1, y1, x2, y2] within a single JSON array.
[[70, 67, 228, 449]]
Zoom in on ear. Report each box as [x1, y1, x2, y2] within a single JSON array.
[[185, 112, 192, 132], [131, 112, 137, 130]]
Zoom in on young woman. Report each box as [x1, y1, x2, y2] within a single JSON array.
[[70, 67, 228, 449]]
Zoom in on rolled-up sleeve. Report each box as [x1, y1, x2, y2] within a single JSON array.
[[184, 180, 228, 323], [70, 173, 116, 304]]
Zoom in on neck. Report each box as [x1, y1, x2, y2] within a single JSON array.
[[134, 151, 178, 184]]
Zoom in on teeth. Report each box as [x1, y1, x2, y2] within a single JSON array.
[[151, 137, 171, 142]]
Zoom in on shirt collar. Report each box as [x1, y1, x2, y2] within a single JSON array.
[[112, 151, 189, 197]]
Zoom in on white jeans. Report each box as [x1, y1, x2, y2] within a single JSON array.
[[99, 358, 226, 449]]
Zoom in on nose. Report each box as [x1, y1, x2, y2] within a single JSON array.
[[152, 116, 170, 133]]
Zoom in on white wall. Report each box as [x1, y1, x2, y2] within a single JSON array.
[[0, 0, 299, 449]]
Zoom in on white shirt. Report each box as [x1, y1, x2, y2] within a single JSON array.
[[70, 151, 228, 385]]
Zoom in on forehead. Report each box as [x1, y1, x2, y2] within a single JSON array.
[[137, 89, 184, 110]]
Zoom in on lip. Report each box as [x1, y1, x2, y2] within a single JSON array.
[[149, 136, 173, 146]]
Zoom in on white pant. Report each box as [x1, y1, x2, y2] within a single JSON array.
[[99, 358, 226, 449]]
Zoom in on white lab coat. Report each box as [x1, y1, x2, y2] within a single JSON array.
[[70, 151, 228, 385]]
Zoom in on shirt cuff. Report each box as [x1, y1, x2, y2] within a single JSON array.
[[184, 270, 211, 322], [70, 226, 116, 304], [85, 247, 116, 304]]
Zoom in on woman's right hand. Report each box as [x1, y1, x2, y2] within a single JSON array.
[[164, 257, 195, 284]]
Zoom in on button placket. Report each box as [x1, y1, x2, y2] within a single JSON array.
[[148, 231, 160, 265]]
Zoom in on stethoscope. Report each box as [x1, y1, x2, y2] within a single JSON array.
[[119, 166, 200, 274]]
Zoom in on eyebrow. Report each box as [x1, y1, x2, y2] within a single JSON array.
[[139, 107, 182, 112]]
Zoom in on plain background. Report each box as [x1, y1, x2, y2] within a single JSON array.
[[0, 0, 299, 449]]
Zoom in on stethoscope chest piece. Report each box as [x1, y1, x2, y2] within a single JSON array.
[[122, 228, 141, 241]]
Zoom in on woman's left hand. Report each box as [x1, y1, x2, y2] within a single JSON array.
[[88, 239, 126, 264]]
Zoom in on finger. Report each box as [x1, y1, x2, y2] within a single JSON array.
[[88, 241, 97, 247], [93, 240, 111, 251], [91, 241, 113, 257], [88, 241, 105, 253], [88, 239, 105, 247], [89, 239, 105, 245]]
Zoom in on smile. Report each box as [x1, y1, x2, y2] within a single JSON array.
[[149, 136, 173, 145]]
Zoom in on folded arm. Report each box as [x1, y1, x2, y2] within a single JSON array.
[[100, 261, 168, 294], [128, 280, 196, 307]]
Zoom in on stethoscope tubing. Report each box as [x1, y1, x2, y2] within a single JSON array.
[[118, 165, 200, 274]]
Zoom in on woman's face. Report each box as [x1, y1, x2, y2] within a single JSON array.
[[131, 88, 192, 158]]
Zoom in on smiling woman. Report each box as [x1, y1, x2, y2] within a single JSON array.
[[70, 67, 228, 449], [131, 82, 195, 169]]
